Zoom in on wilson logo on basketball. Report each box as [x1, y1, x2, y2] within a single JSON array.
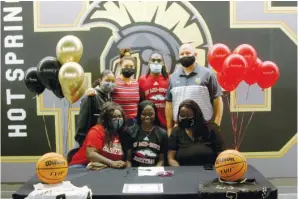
[[215, 157, 235, 164], [45, 160, 66, 166]]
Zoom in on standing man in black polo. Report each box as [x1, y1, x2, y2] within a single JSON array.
[[165, 43, 223, 136]]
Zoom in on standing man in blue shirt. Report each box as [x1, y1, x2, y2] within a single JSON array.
[[165, 43, 223, 136]]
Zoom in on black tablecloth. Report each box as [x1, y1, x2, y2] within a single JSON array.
[[13, 165, 277, 199]]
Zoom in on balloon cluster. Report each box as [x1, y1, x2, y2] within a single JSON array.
[[208, 43, 280, 92], [23, 35, 86, 104]]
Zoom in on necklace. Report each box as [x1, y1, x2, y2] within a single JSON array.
[[142, 125, 154, 139]]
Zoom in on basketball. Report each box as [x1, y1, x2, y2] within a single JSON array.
[[215, 149, 247, 181], [36, 152, 68, 184]]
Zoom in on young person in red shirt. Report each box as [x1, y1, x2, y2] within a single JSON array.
[[70, 102, 131, 168], [139, 52, 169, 129]]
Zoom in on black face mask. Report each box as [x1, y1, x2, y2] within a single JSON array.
[[179, 56, 196, 67], [178, 117, 195, 129], [122, 68, 135, 78]]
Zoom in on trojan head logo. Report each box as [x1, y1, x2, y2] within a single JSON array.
[[80, 1, 213, 78]]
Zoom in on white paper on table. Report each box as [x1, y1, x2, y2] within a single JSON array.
[[138, 167, 164, 176], [122, 183, 163, 193]]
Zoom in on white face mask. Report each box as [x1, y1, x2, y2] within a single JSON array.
[[149, 63, 162, 74]]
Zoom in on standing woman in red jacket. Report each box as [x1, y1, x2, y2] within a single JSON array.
[[139, 52, 169, 129]]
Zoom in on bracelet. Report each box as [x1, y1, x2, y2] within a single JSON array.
[[109, 161, 113, 168]]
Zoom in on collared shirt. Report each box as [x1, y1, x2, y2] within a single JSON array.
[[166, 64, 222, 121]]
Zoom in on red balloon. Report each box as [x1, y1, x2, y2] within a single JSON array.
[[244, 58, 262, 85], [257, 61, 280, 89], [217, 72, 241, 92], [222, 54, 248, 82], [208, 44, 231, 73], [234, 44, 257, 67]]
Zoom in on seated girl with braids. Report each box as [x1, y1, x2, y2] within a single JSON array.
[[70, 102, 131, 169], [126, 100, 168, 167]]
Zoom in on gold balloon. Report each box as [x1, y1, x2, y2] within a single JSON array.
[[58, 62, 85, 98], [65, 81, 86, 104], [56, 35, 83, 64]]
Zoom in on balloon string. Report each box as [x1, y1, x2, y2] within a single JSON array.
[[237, 112, 245, 149], [246, 85, 250, 100], [42, 115, 52, 151], [66, 102, 72, 154], [238, 112, 255, 147], [233, 91, 239, 149], [225, 95, 237, 149]]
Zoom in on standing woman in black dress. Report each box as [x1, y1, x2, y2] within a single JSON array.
[[75, 69, 116, 146], [168, 99, 225, 166]]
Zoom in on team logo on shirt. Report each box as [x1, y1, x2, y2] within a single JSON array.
[[134, 148, 157, 165], [149, 95, 166, 101], [136, 149, 157, 158], [80, 1, 213, 79]]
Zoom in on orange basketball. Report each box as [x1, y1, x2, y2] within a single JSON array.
[[36, 152, 68, 184], [215, 149, 247, 181]]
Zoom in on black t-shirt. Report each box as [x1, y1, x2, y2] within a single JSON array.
[[128, 124, 168, 167], [168, 123, 225, 166]]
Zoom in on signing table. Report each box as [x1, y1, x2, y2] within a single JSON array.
[[13, 165, 277, 199]]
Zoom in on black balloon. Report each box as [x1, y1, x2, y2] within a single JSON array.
[[52, 83, 64, 98], [37, 56, 61, 90], [24, 67, 45, 95]]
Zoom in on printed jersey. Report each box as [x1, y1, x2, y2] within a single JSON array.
[[112, 77, 140, 119], [139, 75, 168, 128], [70, 125, 124, 165], [25, 181, 92, 199], [128, 124, 168, 167]]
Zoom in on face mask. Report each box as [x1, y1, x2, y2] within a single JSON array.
[[179, 56, 196, 67], [101, 81, 116, 93], [149, 63, 162, 74], [178, 116, 195, 129], [109, 118, 124, 131], [122, 68, 135, 78]]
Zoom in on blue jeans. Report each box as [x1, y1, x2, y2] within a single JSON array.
[[69, 164, 87, 168]]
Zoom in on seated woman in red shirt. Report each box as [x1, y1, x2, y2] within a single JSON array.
[[139, 52, 169, 129], [168, 99, 225, 166], [70, 102, 131, 168]]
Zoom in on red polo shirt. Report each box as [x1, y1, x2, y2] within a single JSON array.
[[70, 124, 123, 165]]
